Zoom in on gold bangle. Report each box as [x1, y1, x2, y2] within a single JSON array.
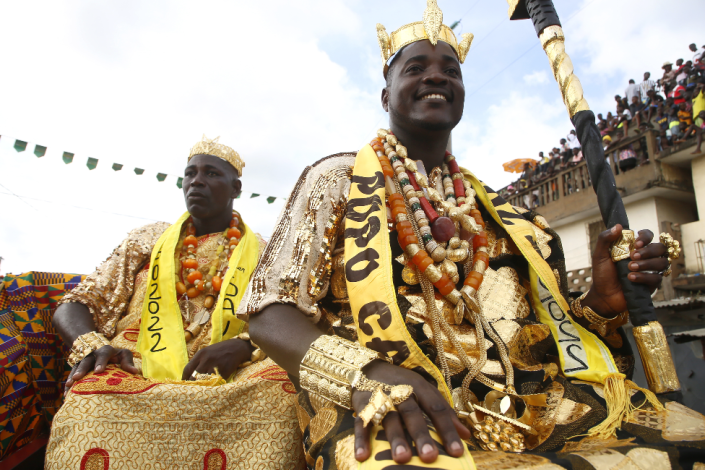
[[299, 335, 390, 409], [570, 292, 624, 337], [236, 332, 266, 368], [67, 331, 111, 368], [610, 229, 635, 262]]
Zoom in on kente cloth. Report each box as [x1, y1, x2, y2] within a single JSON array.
[[238, 153, 705, 469], [0, 271, 85, 459], [45, 360, 305, 469]]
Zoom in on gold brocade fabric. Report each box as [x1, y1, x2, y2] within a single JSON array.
[[238, 154, 705, 469], [46, 361, 305, 469], [61, 222, 267, 365]]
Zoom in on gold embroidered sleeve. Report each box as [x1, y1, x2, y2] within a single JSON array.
[[59, 222, 170, 339], [237, 154, 355, 322]]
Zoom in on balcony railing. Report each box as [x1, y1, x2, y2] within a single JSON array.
[[499, 130, 694, 224]]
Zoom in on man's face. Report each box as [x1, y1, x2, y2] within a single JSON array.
[[644, 72, 650, 80], [182, 154, 241, 219], [382, 40, 465, 132], [691, 44, 697, 52], [664, 65, 672, 72]]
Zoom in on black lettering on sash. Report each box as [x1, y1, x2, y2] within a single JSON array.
[[150, 332, 166, 352], [148, 283, 161, 300], [225, 281, 238, 298], [352, 172, 384, 195], [564, 344, 589, 372], [365, 337, 410, 365], [223, 298, 235, 316], [490, 194, 508, 208], [151, 264, 159, 281], [347, 195, 382, 223], [345, 249, 380, 282], [223, 321, 231, 336], [558, 322, 581, 342], [148, 301, 160, 315], [344, 216, 381, 248], [496, 209, 525, 226], [358, 301, 392, 335], [548, 301, 565, 322], [154, 249, 162, 261], [147, 316, 162, 331]]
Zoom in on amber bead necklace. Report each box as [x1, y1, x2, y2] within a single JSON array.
[[372, 129, 516, 399], [175, 211, 242, 311]]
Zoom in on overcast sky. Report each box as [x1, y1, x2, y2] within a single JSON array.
[[1, 0, 702, 276]]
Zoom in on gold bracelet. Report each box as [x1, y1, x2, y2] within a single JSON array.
[[610, 229, 635, 262], [632, 321, 681, 394], [571, 292, 624, 337], [67, 331, 111, 367], [236, 332, 266, 368], [299, 335, 390, 409]]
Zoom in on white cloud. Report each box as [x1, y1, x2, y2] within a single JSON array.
[[453, 91, 571, 191], [523, 70, 549, 85]]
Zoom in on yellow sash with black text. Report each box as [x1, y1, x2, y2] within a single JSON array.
[[345, 144, 475, 469], [136, 211, 260, 381]]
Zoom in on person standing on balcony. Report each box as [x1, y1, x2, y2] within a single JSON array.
[[625, 79, 640, 104], [639, 72, 657, 100], [661, 62, 677, 96], [643, 89, 664, 124], [616, 103, 632, 136]]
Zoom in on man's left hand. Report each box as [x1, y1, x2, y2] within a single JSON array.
[[181, 338, 254, 381], [584, 224, 668, 318]]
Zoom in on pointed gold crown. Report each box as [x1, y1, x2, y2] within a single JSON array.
[[187, 135, 245, 177], [377, 0, 473, 74]]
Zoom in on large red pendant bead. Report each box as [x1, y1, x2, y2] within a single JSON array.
[[431, 217, 455, 242]]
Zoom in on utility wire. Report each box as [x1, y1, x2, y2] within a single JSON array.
[[0, 181, 39, 212], [466, 0, 602, 98]]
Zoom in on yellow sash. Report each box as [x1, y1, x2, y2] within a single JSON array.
[[136, 212, 260, 380]]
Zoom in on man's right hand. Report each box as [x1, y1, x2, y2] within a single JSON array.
[[352, 361, 470, 465], [64, 345, 138, 395]]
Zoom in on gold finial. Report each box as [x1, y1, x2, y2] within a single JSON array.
[[188, 134, 245, 177], [423, 0, 443, 46], [376, 24, 391, 62], [457, 33, 474, 63]]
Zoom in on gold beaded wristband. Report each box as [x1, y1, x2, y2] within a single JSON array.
[[235, 332, 267, 368], [299, 335, 390, 409], [570, 292, 627, 337], [67, 331, 111, 368]]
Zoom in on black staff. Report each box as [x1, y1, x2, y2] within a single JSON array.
[[506, 0, 680, 394]]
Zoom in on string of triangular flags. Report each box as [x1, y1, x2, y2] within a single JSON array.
[[1, 134, 283, 204]]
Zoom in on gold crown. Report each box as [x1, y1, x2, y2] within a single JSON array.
[[187, 135, 244, 177], [376, 0, 473, 73]]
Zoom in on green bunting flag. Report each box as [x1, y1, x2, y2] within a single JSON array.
[[34, 145, 46, 158], [3, 133, 282, 203]]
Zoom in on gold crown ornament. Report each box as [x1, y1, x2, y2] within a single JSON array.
[[376, 0, 474, 73], [187, 135, 245, 177]]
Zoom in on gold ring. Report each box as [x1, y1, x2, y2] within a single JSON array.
[[659, 233, 681, 262], [359, 386, 396, 427], [610, 229, 635, 262]]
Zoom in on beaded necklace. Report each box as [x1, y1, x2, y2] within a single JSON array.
[[175, 211, 242, 312], [371, 129, 516, 398]]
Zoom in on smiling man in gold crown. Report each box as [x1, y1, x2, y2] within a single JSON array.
[[238, 1, 705, 469], [45, 136, 304, 469]]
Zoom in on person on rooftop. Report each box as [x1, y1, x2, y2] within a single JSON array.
[[630, 95, 645, 130], [690, 43, 705, 64], [643, 88, 664, 123], [661, 62, 677, 95], [639, 72, 657, 100], [625, 78, 640, 103], [616, 103, 632, 136]]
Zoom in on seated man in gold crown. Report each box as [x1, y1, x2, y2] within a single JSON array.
[[45, 136, 305, 469], [237, 3, 705, 469]]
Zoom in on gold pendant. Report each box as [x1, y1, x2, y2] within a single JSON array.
[[401, 265, 420, 285]]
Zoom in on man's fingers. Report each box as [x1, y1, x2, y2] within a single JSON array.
[[354, 416, 371, 462], [181, 358, 199, 381], [397, 399, 438, 463], [418, 398, 466, 458], [595, 224, 623, 258], [69, 356, 95, 386], [117, 350, 138, 374], [93, 347, 112, 373], [634, 229, 654, 249], [629, 257, 669, 273], [627, 271, 663, 285], [631, 241, 667, 260], [381, 411, 412, 464]]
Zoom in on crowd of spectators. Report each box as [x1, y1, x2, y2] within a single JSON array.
[[502, 43, 705, 202]]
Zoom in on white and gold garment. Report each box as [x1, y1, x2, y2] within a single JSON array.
[[48, 222, 305, 469], [237, 153, 705, 470]]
